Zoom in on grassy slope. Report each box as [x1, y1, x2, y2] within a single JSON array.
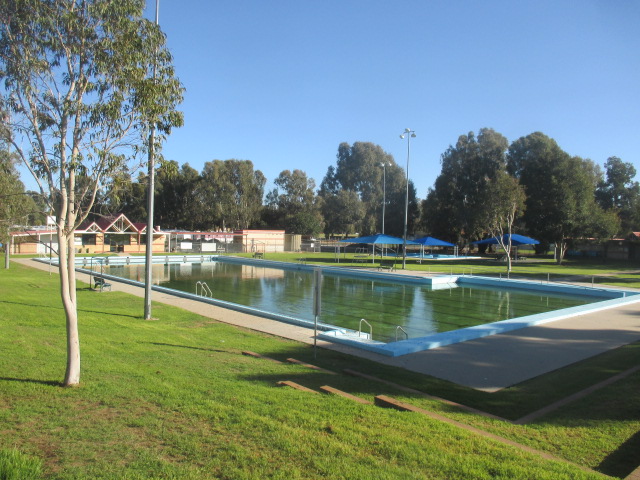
[[0, 261, 638, 479]]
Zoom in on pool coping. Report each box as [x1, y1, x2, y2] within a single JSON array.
[[44, 255, 640, 358], [211, 257, 640, 356]]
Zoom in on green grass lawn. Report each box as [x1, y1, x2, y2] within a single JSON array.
[[1, 261, 639, 479]]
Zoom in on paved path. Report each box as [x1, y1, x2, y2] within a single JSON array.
[[17, 258, 640, 392]]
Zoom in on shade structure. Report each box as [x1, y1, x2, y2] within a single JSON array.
[[339, 234, 419, 245], [471, 234, 539, 246], [338, 234, 419, 265], [413, 236, 455, 247]]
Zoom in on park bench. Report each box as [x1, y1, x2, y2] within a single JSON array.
[[353, 255, 369, 264], [378, 259, 396, 271], [94, 277, 112, 292]]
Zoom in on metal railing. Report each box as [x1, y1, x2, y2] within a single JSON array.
[[395, 325, 408, 342], [358, 318, 372, 340], [195, 281, 212, 297]]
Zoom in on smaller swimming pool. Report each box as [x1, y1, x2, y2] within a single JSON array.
[[68, 255, 640, 357], [388, 253, 481, 260]]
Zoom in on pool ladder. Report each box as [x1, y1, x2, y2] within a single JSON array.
[[395, 326, 408, 342], [359, 319, 409, 342], [195, 281, 212, 297], [358, 318, 372, 339]]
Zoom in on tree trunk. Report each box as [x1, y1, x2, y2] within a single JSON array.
[[555, 241, 567, 265], [58, 231, 81, 386], [4, 238, 9, 269]]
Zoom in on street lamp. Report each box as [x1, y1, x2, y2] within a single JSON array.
[[144, 0, 160, 320], [379, 162, 390, 234], [399, 128, 416, 269]]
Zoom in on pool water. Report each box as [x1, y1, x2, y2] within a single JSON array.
[[105, 261, 598, 343]]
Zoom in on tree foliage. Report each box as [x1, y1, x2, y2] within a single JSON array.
[[477, 170, 526, 272], [422, 128, 508, 242], [595, 156, 640, 235], [266, 169, 322, 234], [321, 189, 365, 238], [0, 0, 183, 385], [0, 145, 37, 268], [320, 142, 415, 236], [507, 132, 617, 262], [200, 159, 265, 230], [154, 162, 201, 230]]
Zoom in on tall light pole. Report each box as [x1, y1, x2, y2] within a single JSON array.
[[144, 0, 160, 320], [399, 128, 416, 269], [380, 162, 389, 234]]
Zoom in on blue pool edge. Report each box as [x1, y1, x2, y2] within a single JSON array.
[[40, 256, 640, 358]]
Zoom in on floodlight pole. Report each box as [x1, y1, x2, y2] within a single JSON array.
[[380, 162, 388, 235], [144, 0, 160, 320], [399, 128, 415, 269]]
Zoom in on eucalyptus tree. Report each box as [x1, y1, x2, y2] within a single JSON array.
[[0, 146, 36, 268], [507, 132, 616, 263], [421, 128, 509, 242], [320, 142, 411, 236], [200, 159, 265, 230], [154, 162, 201, 230], [477, 170, 526, 272], [266, 169, 322, 234], [0, 0, 184, 386], [321, 189, 365, 238], [595, 156, 640, 234]]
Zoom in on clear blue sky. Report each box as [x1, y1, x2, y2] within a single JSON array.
[[22, 1, 640, 199]]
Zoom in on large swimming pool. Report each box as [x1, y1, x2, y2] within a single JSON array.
[[82, 256, 640, 356]]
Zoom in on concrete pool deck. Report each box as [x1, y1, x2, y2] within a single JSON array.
[[18, 258, 640, 392]]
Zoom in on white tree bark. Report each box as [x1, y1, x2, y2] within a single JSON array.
[[57, 230, 80, 386]]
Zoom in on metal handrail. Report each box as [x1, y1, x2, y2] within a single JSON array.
[[395, 325, 408, 342], [195, 281, 212, 297], [358, 318, 372, 339]]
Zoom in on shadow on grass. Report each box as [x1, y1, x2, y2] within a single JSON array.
[[149, 342, 228, 353], [597, 429, 640, 478], [0, 376, 61, 387], [0, 299, 143, 320], [79, 309, 140, 319], [0, 299, 62, 310], [234, 336, 640, 420]]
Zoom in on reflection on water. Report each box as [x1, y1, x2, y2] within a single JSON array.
[[105, 262, 595, 343]]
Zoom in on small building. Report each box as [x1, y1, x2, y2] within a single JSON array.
[[234, 229, 286, 253], [9, 226, 57, 256], [568, 234, 640, 261], [164, 231, 238, 253], [10, 213, 165, 255]]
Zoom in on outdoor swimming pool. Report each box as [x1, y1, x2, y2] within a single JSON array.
[[80, 256, 640, 356]]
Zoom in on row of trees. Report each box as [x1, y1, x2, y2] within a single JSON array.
[[0, 145, 41, 268], [5, 129, 638, 264], [92, 131, 638, 266], [423, 129, 638, 261], [94, 141, 420, 238]]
